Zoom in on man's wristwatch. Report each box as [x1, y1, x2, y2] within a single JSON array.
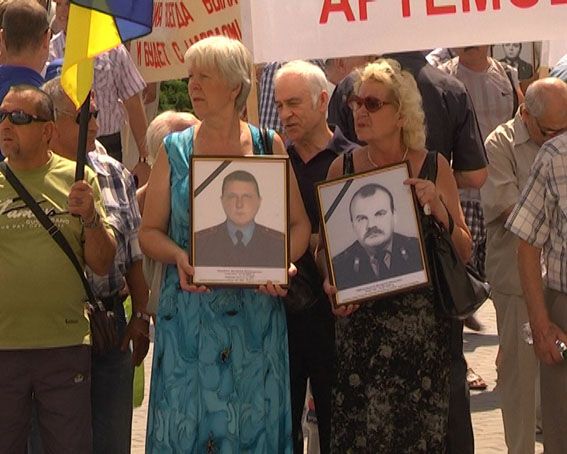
[[134, 311, 151, 323], [81, 210, 101, 229]]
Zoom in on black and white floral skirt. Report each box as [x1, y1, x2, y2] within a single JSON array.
[[331, 288, 451, 454]]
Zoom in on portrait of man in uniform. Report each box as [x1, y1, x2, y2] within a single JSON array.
[[194, 169, 285, 268], [494, 42, 534, 80], [331, 183, 423, 291]]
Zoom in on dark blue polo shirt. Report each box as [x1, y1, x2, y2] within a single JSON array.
[[287, 125, 357, 232]]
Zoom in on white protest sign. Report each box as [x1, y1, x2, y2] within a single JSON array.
[[240, 0, 567, 62]]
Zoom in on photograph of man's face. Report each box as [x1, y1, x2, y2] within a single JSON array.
[[220, 171, 262, 227], [502, 43, 522, 60], [350, 185, 395, 251]]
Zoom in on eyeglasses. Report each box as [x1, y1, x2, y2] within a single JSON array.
[[0, 110, 50, 125], [347, 95, 392, 113], [57, 109, 99, 125]]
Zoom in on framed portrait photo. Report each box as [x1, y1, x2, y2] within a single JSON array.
[[316, 162, 429, 307], [190, 155, 290, 287], [491, 42, 536, 80]]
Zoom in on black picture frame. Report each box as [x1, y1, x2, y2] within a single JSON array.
[[190, 155, 290, 287], [316, 161, 430, 307]]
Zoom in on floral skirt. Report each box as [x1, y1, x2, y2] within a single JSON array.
[[331, 288, 450, 454]]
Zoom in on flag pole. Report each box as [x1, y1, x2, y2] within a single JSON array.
[[74, 93, 90, 182]]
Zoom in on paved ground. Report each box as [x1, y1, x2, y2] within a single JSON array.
[[131, 301, 544, 453]]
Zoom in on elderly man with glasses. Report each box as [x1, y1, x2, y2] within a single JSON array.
[[0, 84, 116, 453], [481, 77, 567, 454]]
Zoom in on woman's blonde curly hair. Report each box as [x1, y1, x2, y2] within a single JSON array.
[[355, 58, 426, 150]]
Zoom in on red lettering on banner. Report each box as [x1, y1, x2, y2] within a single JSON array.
[[462, 0, 501, 11], [401, 0, 411, 16], [172, 42, 185, 63], [153, 2, 163, 26], [164, 2, 194, 28], [320, 0, 356, 24], [427, 0, 457, 14], [551, 0, 567, 4], [187, 19, 242, 46], [510, 0, 538, 5], [143, 41, 171, 69], [136, 41, 142, 65], [359, 0, 376, 20], [202, 0, 239, 15]]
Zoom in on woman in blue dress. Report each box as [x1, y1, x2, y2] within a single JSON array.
[[140, 36, 311, 453]]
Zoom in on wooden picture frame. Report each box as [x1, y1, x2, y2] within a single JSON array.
[[316, 161, 429, 307], [190, 155, 290, 287]]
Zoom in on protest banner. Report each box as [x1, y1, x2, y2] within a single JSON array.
[[131, 0, 241, 83], [240, 0, 567, 63]]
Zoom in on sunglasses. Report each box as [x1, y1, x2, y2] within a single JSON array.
[[0, 110, 50, 125], [347, 95, 392, 113], [57, 109, 99, 125]]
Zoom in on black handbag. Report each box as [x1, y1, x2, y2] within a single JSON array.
[[419, 152, 491, 320], [259, 128, 323, 313], [0, 161, 118, 355]]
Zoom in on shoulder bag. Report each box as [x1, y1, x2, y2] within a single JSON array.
[[0, 161, 118, 355], [419, 151, 491, 319]]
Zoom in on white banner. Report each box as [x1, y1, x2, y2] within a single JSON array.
[[131, 0, 241, 83], [240, 0, 567, 63]]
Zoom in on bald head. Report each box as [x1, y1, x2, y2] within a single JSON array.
[[522, 77, 567, 146]]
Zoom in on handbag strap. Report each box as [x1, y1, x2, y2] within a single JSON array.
[[0, 161, 96, 304], [419, 151, 455, 234], [259, 127, 273, 155]]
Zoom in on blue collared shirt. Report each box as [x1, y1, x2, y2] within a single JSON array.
[[85, 144, 143, 298], [226, 220, 255, 246]]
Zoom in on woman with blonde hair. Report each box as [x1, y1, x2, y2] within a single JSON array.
[[324, 59, 472, 452], [140, 36, 310, 452]]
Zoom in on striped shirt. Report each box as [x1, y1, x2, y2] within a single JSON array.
[[85, 144, 143, 298], [506, 132, 567, 293], [50, 33, 146, 136]]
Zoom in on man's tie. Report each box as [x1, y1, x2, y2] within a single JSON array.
[[235, 230, 245, 248]]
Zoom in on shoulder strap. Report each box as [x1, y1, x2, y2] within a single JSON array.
[[0, 161, 96, 304], [504, 68, 519, 118], [259, 127, 273, 155], [418, 150, 438, 182], [342, 149, 354, 175]]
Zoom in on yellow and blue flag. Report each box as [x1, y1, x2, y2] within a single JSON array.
[[62, 0, 153, 107]]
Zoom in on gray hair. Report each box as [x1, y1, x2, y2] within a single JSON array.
[[146, 110, 199, 166], [184, 36, 252, 112], [524, 77, 567, 118], [274, 60, 329, 106]]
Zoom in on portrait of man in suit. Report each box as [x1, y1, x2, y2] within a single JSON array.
[[332, 183, 423, 290], [499, 42, 534, 80], [194, 170, 286, 268]]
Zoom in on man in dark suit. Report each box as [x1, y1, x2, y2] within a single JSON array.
[[332, 183, 423, 290], [194, 170, 285, 268]]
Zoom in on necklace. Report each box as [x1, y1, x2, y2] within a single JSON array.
[[367, 145, 409, 168]]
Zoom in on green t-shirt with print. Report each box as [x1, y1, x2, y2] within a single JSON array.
[[0, 153, 112, 349]]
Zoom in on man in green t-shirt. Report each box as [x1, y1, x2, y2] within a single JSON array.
[[0, 85, 116, 453]]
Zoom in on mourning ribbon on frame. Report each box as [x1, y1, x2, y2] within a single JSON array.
[[194, 160, 232, 197], [324, 178, 354, 223]]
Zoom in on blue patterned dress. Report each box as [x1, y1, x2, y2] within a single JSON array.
[[146, 125, 292, 453]]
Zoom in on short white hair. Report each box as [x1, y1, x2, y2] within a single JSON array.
[[274, 60, 328, 106], [146, 110, 199, 166], [184, 36, 252, 112]]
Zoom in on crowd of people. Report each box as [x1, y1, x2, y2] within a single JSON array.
[[1, 0, 567, 453]]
